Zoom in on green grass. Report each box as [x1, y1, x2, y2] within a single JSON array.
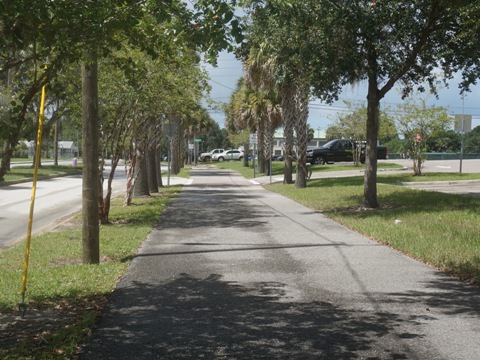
[[377, 171, 480, 183], [213, 160, 404, 179], [0, 188, 179, 359], [1, 165, 82, 183], [267, 174, 480, 285], [177, 166, 191, 178]]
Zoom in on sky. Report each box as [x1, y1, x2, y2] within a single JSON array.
[[204, 50, 480, 134]]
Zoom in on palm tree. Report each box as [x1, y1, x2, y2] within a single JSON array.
[[242, 48, 289, 178]]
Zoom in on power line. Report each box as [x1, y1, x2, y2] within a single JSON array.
[[208, 79, 236, 91]]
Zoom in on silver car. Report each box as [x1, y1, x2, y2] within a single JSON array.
[[212, 149, 244, 162]]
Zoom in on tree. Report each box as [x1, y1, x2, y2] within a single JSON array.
[[308, 1, 480, 207], [464, 126, 480, 154], [242, 1, 480, 205], [1, 0, 244, 264], [394, 95, 452, 176], [226, 76, 282, 173], [326, 101, 396, 166], [81, 53, 100, 264], [426, 129, 461, 153]]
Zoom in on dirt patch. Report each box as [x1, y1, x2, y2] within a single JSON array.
[[0, 297, 107, 357], [50, 215, 82, 232], [333, 203, 399, 214]]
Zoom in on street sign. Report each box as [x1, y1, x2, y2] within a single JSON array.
[[249, 133, 257, 144], [194, 138, 202, 142], [163, 124, 173, 138]]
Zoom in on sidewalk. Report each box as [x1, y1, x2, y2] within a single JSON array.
[[78, 166, 480, 360]]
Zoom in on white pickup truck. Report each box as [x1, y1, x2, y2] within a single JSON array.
[[198, 148, 225, 162]]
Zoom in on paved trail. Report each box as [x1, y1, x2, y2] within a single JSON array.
[[79, 166, 480, 360]]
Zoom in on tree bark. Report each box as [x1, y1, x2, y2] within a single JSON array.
[[124, 147, 137, 206], [54, 114, 59, 166], [294, 86, 309, 189], [81, 55, 100, 264], [364, 75, 380, 208], [257, 120, 266, 174], [171, 119, 182, 175], [133, 143, 150, 197], [146, 145, 158, 193], [281, 84, 295, 184], [156, 150, 164, 187]]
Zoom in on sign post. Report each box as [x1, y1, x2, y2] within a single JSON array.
[[249, 133, 257, 178], [163, 124, 173, 187], [194, 139, 201, 166]]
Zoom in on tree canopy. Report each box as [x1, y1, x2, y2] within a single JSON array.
[[240, 0, 480, 206]]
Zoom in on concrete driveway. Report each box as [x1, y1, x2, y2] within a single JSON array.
[[79, 166, 480, 360]]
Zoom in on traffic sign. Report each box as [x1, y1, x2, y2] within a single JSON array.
[[194, 138, 202, 142]]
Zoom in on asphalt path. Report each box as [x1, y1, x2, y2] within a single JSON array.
[[79, 166, 480, 360]]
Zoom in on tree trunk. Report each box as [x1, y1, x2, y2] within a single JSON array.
[[54, 115, 59, 166], [124, 147, 137, 206], [171, 120, 182, 175], [0, 67, 46, 181], [281, 84, 295, 184], [294, 87, 309, 189], [364, 76, 380, 208], [133, 143, 150, 197], [257, 120, 266, 174], [243, 140, 250, 167], [81, 55, 100, 264], [100, 152, 120, 224], [411, 139, 423, 176], [146, 145, 158, 193], [156, 150, 164, 187], [265, 119, 276, 175], [0, 139, 14, 182], [0, 68, 15, 181], [98, 153, 106, 224]]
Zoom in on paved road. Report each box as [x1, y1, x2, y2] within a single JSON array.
[[0, 166, 127, 250], [79, 166, 480, 360]]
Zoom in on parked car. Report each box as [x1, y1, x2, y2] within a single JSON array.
[[212, 149, 244, 162], [271, 155, 285, 161], [307, 139, 388, 165], [198, 148, 225, 162]]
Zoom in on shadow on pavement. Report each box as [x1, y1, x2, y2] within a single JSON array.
[[386, 277, 480, 317], [79, 273, 423, 359], [155, 188, 276, 230]]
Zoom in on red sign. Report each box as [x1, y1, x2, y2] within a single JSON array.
[[416, 133, 421, 141]]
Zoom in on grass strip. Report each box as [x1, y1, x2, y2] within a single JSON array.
[[213, 161, 403, 179], [0, 187, 180, 359], [1, 165, 82, 183], [266, 174, 480, 285]]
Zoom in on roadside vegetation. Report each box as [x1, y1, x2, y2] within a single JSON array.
[[213, 160, 404, 179], [0, 187, 179, 359]]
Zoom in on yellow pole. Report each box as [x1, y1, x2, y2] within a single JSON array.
[[19, 76, 47, 315]]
